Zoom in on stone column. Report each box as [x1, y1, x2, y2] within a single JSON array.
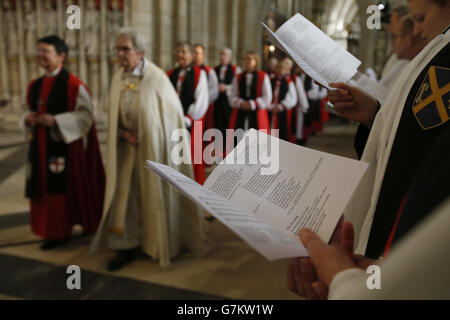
[[235, 0, 247, 66], [123, 0, 131, 27], [173, 0, 188, 44], [130, 0, 154, 61], [0, 6, 10, 130], [286, 0, 293, 17], [78, 0, 87, 84], [230, 0, 240, 65], [242, 0, 270, 59], [0, 7, 10, 102], [208, 0, 225, 65], [357, 0, 377, 70], [188, 0, 199, 44], [154, 0, 173, 70], [200, 0, 209, 59], [98, 0, 109, 126], [57, 0, 65, 38], [36, 0, 43, 37], [16, 0, 28, 112]]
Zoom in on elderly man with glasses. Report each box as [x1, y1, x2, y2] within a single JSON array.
[[91, 28, 210, 271]]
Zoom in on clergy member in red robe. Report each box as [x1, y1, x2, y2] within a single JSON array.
[[193, 44, 219, 132], [213, 48, 242, 139], [269, 60, 298, 142], [228, 51, 272, 145], [168, 42, 209, 185], [22, 36, 105, 250]]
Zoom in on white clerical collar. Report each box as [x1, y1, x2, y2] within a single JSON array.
[[180, 64, 193, 72], [46, 67, 62, 77], [126, 58, 148, 76]]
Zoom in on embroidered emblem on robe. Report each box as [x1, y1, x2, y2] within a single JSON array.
[[49, 157, 65, 174], [412, 66, 449, 130]]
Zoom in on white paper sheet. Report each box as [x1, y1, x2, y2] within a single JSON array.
[[262, 13, 361, 89], [146, 129, 369, 261], [146, 160, 308, 260]]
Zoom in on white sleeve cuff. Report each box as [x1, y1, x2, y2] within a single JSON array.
[[328, 268, 367, 300], [185, 116, 192, 128]]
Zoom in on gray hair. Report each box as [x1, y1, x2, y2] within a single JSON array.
[[220, 47, 233, 58], [175, 41, 193, 52], [116, 27, 146, 53]]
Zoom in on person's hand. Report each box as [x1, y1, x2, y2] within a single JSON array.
[[287, 257, 329, 300], [299, 227, 357, 288], [287, 217, 354, 299], [219, 83, 227, 93], [123, 131, 139, 145], [25, 112, 38, 127], [36, 113, 55, 127], [240, 101, 252, 111], [328, 83, 379, 127], [354, 254, 379, 270]]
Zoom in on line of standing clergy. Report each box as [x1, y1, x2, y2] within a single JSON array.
[[166, 43, 329, 185]]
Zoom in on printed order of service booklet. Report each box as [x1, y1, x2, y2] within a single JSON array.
[[146, 130, 368, 261], [261, 13, 361, 90]]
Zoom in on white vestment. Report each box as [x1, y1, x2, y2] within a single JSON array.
[[90, 59, 211, 267], [379, 54, 409, 88], [294, 75, 310, 140], [344, 29, 450, 255], [228, 72, 272, 131], [19, 68, 94, 148], [206, 67, 219, 104]]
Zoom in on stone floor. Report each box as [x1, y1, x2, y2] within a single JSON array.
[[0, 118, 358, 300]]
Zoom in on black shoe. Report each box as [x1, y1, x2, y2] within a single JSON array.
[[107, 249, 136, 271], [40, 238, 70, 250]]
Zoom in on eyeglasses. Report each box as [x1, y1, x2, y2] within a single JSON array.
[[115, 46, 135, 53], [36, 48, 56, 55]]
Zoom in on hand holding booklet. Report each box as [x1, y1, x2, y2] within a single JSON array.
[[145, 130, 368, 261], [261, 13, 361, 89]]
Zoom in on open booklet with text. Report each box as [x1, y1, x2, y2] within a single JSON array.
[[261, 13, 361, 90], [146, 130, 368, 260]]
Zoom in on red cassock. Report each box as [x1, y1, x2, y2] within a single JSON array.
[[228, 70, 270, 132], [311, 96, 330, 134], [26, 69, 105, 239], [269, 75, 296, 142], [168, 65, 206, 185], [201, 65, 215, 132]]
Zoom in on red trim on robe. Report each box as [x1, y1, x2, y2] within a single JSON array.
[[191, 66, 206, 185], [270, 76, 295, 141], [290, 74, 300, 143], [168, 66, 206, 184], [383, 196, 407, 258], [203, 65, 216, 132], [227, 72, 241, 130], [28, 73, 105, 239], [256, 71, 270, 131], [311, 96, 329, 133]]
